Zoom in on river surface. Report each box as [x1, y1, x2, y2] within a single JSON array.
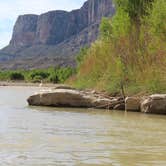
[[0, 86, 166, 166]]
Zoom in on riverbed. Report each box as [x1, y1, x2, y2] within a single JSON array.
[[0, 86, 166, 166]]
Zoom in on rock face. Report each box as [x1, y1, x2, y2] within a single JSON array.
[[0, 0, 115, 70], [27, 88, 124, 109], [10, 15, 38, 47], [141, 94, 166, 114], [27, 88, 166, 115]]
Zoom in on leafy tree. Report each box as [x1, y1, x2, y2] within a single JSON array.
[[76, 47, 88, 67], [115, 0, 154, 23], [147, 0, 166, 40], [114, 0, 154, 40], [100, 17, 112, 40]]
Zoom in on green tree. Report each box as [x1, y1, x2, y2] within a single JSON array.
[[100, 17, 112, 40], [115, 0, 154, 22], [115, 0, 154, 39], [76, 47, 88, 67]]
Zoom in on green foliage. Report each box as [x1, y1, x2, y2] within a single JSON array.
[[111, 8, 131, 38], [76, 47, 89, 67], [115, 0, 154, 22], [0, 67, 75, 83], [72, 0, 166, 95], [9, 72, 24, 81], [100, 17, 112, 40], [56, 67, 75, 83], [147, 0, 166, 39], [29, 71, 50, 81], [49, 74, 59, 83], [32, 75, 43, 83]]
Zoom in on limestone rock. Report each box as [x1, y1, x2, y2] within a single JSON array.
[[27, 88, 119, 109], [125, 97, 141, 112], [141, 94, 166, 114]]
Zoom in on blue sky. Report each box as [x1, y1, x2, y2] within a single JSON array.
[[0, 0, 85, 49]]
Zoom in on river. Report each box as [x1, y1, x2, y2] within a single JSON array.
[[0, 86, 166, 166]]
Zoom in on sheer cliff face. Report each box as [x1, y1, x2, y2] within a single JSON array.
[[35, 9, 87, 45], [10, 15, 38, 47], [87, 0, 114, 24], [9, 0, 114, 47], [0, 0, 115, 70]]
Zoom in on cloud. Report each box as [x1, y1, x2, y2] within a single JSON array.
[[0, 0, 85, 48]]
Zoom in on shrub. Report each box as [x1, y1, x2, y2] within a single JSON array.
[[9, 72, 24, 80], [30, 71, 49, 80], [32, 75, 43, 83], [49, 73, 59, 83]]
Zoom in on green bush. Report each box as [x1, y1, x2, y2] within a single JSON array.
[[9, 72, 24, 80], [49, 73, 59, 83], [29, 71, 50, 80], [76, 47, 89, 67], [32, 75, 43, 83], [0, 67, 75, 84]]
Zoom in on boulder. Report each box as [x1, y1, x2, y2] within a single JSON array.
[[125, 97, 141, 112], [28, 89, 92, 107], [27, 88, 120, 109], [141, 94, 166, 114]]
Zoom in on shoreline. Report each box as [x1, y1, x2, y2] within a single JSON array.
[[1, 82, 165, 115], [0, 81, 60, 87]]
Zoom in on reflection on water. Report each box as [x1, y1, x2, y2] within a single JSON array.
[[0, 86, 166, 166]]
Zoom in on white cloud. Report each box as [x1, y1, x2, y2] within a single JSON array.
[[0, 0, 85, 48]]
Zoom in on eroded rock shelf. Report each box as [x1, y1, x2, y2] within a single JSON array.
[[27, 87, 166, 115]]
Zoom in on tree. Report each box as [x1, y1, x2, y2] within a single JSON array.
[[115, 0, 154, 32], [76, 47, 88, 67], [100, 17, 112, 40]]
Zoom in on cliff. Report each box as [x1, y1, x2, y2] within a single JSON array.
[[0, 0, 115, 70]]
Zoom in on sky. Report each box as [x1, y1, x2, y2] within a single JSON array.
[[0, 0, 86, 49]]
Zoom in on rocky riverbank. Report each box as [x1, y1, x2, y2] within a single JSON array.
[[27, 86, 166, 115], [27, 86, 125, 109]]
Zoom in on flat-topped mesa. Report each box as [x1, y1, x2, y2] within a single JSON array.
[[10, 14, 38, 47], [9, 0, 114, 47], [0, 0, 115, 70], [35, 10, 87, 45]]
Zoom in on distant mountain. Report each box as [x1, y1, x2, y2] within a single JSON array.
[[0, 0, 115, 70]]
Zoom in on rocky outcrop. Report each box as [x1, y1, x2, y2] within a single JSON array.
[[141, 94, 166, 114], [27, 88, 124, 109], [0, 0, 115, 70], [125, 97, 141, 112], [27, 88, 166, 115]]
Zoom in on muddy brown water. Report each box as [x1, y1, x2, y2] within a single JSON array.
[[0, 86, 166, 166]]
